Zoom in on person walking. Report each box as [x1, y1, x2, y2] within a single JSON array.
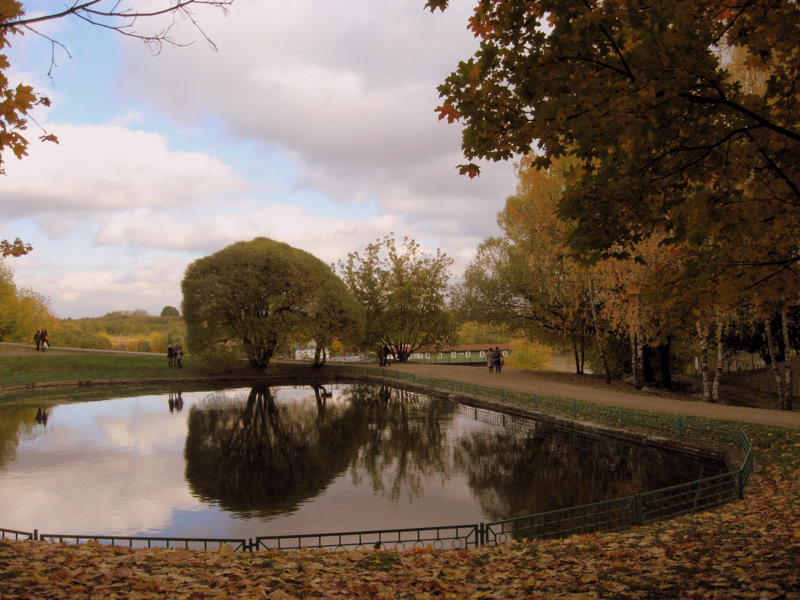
[[174, 345, 183, 368], [377, 344, 385, 367], [41, 329, 49, 351], [383, 344, 392, 366], [487, 349, 493, 373], [167, 344, 174, 368], [493, 347, 503, 373], [34, 330, 41, 351]]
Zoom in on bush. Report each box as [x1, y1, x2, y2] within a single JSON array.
[[52, 329, 113, 351], [505, 340, 551, 370]]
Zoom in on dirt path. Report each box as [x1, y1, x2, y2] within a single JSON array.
[[384, 362, 800, 429]]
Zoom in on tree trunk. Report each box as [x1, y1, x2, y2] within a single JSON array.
[[589, 279, 612, 383], [781, 308, 794, 411], [765, 317, 786, 408], [572, 337, 581, 374], [658, 339, 672, 390], [713, 317, 724, 404], [311, 344, 327, 368], [630, 330, 644, 390], [643, 345, 656, 385], [697, 321, 712, 402]]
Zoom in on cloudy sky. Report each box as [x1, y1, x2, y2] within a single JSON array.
[[1, 0, 517, 319]]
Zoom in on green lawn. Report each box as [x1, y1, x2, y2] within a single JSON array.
[[0, 352, 167, 379]]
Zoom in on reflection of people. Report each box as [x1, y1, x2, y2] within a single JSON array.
[[168, 391, 184, 413], [378, 385, 391, 402], [35, 407, 50, 424]]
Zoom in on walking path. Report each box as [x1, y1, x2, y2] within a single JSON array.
[[384, 362, 800, 429]]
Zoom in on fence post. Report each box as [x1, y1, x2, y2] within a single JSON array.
[[633, 495, 644, 526], [34, 529, 38, 541], [478, 523, 485, 547]]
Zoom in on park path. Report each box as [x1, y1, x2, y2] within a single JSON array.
[[384, 362, 800, 429]]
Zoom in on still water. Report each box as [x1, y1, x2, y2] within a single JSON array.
[[0, 383, 724, 539]]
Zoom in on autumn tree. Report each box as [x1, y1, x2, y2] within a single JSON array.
[[182, 238, 362, 369], [338, 235, 456, 362], [0, 1, 231, 255], [0, 259, 55, 342], [455, 155, 594, 374], [427, 0, 800, 313]]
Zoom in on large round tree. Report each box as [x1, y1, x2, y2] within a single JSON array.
[[182, 238, 362, 368]]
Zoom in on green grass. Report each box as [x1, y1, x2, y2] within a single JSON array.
[[0, 353, 167, 378]]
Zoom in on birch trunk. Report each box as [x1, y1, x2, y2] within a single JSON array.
[[781, 309, 794, 411], [589, 279, 612, 384], [764, 318, 786, 408], [697, 321, 712, 402], [712, 317, 724, 404]]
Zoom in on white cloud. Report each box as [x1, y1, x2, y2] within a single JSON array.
[[0, 0, 517, 319], [116, 0, 509, 203], [0, 124, 240, 222]]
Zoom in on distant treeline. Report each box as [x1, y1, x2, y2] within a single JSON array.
[[54, 308, 185, 353]]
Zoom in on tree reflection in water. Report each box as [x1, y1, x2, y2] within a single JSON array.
[[455, 420, 726, 522], [184, 384, 456, 518], [185, 383, 725, 525]]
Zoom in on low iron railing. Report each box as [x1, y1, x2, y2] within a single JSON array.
[[254, 523, 482, 551], [1, 365, 754, 552]]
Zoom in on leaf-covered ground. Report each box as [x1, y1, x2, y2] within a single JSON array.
[[1, 425, 799, 600]]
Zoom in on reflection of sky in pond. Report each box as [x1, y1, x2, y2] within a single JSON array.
[[0, 385, 722, 540], [0, 386, 492, 538]]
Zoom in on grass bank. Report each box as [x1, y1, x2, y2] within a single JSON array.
[[0, 352, 166, 379]]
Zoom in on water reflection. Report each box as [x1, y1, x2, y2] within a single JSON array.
[[0, 383, 726, 538], [454, 407, 721, 521], [183, 384, 456, 518]]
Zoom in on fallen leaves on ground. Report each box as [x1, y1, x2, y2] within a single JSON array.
[[1, 425, 799, 599]]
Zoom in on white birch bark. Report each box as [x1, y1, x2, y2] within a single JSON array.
[[765, 318, 786, 408]]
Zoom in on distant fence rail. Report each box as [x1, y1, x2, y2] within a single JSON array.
[[1, 365, 754, 552]]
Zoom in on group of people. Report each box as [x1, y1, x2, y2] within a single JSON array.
[[487, 347, 504, 373], [33, 329, 50, 351], [377, 344, 393, 366], [167, 344, 184, 368]]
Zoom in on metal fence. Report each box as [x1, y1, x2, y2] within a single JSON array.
[[1, 366, 754, 552]]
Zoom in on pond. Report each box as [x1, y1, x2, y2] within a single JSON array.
[[0, 382, 725, 539]]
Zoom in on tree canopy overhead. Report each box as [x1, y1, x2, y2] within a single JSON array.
[[427, 0, 800, 308]]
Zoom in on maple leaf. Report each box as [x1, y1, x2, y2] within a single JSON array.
[[435, 101, 460, 123], [458, 163, 480, 178]]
